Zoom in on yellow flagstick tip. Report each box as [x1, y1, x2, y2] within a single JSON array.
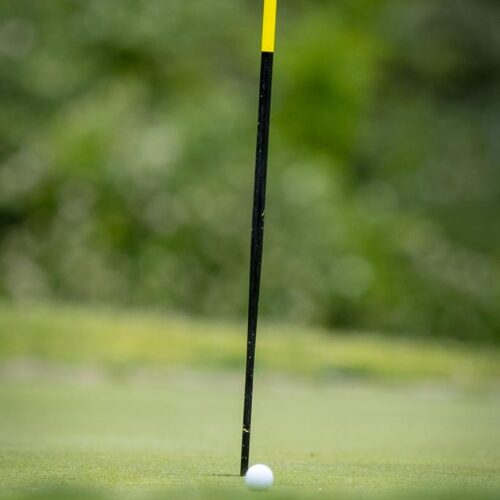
[[261, 0, 278, 53]]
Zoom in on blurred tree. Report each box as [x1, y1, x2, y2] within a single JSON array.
[[0, 0, 498, 341]]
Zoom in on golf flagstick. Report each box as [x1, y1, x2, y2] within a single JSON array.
[[240, 0, 278, 477]]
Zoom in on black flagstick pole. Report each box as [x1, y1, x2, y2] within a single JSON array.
[[240, 0, 278, 477]]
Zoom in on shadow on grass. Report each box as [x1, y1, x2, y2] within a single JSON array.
[[1, 487, 500, 500], [206, 473, 241, 478]]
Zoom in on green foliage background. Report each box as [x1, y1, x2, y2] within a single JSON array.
[[1, 0, 499, 341]]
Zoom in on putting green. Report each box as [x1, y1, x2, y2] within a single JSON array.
[[0, 371, 499, 499], [1, 302, 499, 498]]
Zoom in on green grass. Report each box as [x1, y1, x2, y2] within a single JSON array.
[[0, 301, 499, 499], [0, 375, 499, 499], [1, 301, 500, 385]]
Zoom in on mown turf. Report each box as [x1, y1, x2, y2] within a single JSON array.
[[1, 302, 500, 385], [0, 302, 499, 499], [0, 373, 499, 499]]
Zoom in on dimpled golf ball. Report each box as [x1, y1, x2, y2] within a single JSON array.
[[244, 464, 274, 491]]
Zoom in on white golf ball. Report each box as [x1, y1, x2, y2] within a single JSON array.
[[244, 464, 274, 491]]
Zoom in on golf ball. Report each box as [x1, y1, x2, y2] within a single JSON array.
[[244, 464, 274, 491]]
